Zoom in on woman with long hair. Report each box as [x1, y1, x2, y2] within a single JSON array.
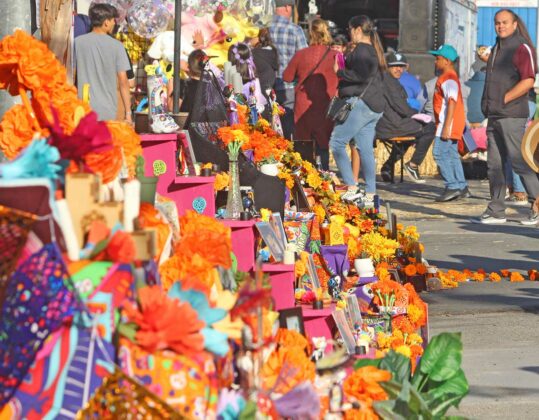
[[282, 18, 338, 169], [228, 42, 267, 112], [330, 15, 386, 202]]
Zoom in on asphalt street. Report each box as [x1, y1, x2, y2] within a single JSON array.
[[378, 177, 539, 419]]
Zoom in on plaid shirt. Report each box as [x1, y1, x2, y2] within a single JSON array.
[[269, 15, 307, 89]]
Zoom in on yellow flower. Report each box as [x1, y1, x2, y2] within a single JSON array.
[[330, 215, 346, 226], [295, 289, 306, 300], [313, 204, 326, 222], [214, 172, 229, 191], [306, 172, 322, 189], [395, 345, 412, 358], [336, 300, 347, 309], [202, 162, 213, 169], [407, 304, 423, 325], [407, 333, 423, 345], [295, 260, 306, 278], [260, 208, 272, 222]]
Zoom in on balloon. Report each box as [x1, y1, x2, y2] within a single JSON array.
[[90, 0, 132, 24], [127, 0, 172, 39]]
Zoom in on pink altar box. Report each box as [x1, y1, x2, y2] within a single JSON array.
[[221, 220, 257, 272], [301, 304, 337, 342], [140, 134, 215, 217], [262, 263, 295, 311]]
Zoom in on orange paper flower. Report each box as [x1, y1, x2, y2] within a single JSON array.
[[404, 264, 417, 277], [489, 272, 501, 282], [510, 272, 524, 282], [123, 286, 205, 355], [261, 346, 315, 394]]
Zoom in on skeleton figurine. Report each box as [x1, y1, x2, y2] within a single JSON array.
[[224, 84, 239, 126]]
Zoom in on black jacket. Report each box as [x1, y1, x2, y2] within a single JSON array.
[[337, 43, 385, 113], [482, 32, 533, 119], [376, 73, 422, 139], [252, 47, 278, 92]]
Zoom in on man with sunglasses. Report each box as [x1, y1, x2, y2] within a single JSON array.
[[75, 3, 131, 123]]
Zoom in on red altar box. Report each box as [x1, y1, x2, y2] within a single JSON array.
[[262, 263, 295, 311], [221, 220, 257, 272], [140, 134, 215, 217]]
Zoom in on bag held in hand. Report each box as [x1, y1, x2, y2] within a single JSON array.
[[326, 97, 352, 124]]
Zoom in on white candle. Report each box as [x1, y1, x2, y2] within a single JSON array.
[[224, 61, 232, 85], [56, 199, 80, 261], [123, 179, 141, 233], [233, 73, 243, 94], [283, 250, 295, 265]]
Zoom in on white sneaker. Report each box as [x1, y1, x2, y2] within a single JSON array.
[[521, 210, 539, 226], [471, 213, 507, 224], [341, 188, 362, 202], [151, 114, 179, 134]]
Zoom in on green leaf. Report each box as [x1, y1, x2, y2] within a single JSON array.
[[376, 380, 433, 419], [380, 350, 411, 383], [380, 380, 403, 399], [427, 368, 469, 404], [353, 358, 381, 370], [374, 400, 407, 420], [415, 333, 463, 385], [431, 393, 468, 418]]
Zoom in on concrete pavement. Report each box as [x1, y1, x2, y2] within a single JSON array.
[[377, 177, 539, 419]]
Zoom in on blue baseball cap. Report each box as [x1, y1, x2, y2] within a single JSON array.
[[428, 44, 459, 62]]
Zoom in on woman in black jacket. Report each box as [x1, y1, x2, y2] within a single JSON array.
[[330, 15, 386, 202], [250, 27, 278, 94]]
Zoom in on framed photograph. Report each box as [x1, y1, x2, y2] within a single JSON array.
[[256, 221, 285, 262], [292, 176, 311, 212], [269, 212, 287, 251], [332, 310, 356, 354], [279, 307, 305, 336], [388, 269, 402, 284], [306, 253, 321, 290], [177, 130, 197, 176]]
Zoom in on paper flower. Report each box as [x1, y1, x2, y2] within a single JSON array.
[[168, 282, 229, 356], [261, 346, 316, 394], [123, 286, 205, 355]]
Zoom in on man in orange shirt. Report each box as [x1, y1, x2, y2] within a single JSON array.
[[429, 45, 470, 202]]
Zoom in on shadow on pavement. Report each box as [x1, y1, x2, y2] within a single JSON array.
[[521, 366, 539, 376]]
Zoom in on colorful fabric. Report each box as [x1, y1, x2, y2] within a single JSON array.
[[5, 324, 114, 419], [0, 243, 80, 406], [118, 339, 219, 419]]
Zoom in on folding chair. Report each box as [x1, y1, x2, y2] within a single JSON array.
[[379, 136, 416, 183]]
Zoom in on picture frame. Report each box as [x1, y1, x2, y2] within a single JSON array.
[[177, 130, 197, 176], [279, 307, 305, 336], [388, 268, 402, 284], [269, 212, 287, 251], [255, 221, 285, 262], [291, 175, 311, 212], [305, 253, 321, 290], [332, 309, 356, 354]]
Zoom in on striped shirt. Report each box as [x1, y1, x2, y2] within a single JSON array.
[[269, 15, 307, 90]]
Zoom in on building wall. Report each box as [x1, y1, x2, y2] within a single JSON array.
[[477, 5, 538, 48]]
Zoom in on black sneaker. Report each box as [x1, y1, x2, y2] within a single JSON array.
[[521, 210, 539, 226], [435, 189, 461, 202], [380, 169, 392, 182], [471, 213, 507, 224], [459, 187, 472, 198], [404, 162, 425, 183]]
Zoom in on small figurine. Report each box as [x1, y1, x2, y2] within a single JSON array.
[[248, 84, 258, 125], [268, 89, 284, 136], [224, 85, 239, 126]]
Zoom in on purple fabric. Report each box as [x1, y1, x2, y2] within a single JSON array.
[[320, 245, 350, 278], [0, 243, 80, 406], [274, 382, 320, 419], [244, 149, 254, 162]]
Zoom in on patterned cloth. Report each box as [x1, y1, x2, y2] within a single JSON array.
[[269, 15, 307, 89]]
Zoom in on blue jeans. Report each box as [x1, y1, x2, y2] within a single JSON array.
[[432, 136, 467, 190], [329, 98, 382, 192], [504, 159, 526, 193]]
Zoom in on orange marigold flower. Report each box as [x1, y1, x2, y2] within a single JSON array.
[[489, 272, 501, 282], [472, 272, 485, 282], [404, 264, 417, 277], [343, 366, 391, 405], [392, 315, 416, 335], [529, 270, 538, 281], [510, 272, 525, 282], [275, 328, 311, 354], [500, 269, 511, 277], [416, 263, 427, 275], [343, 403, 380, 420], [261, 346, 315, 394]]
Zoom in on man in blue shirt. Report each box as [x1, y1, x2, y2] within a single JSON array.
[[387, 52, 422, 111], [269, 0, 307, 139]]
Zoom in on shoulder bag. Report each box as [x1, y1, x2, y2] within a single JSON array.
[[327, 77, 374, 124]]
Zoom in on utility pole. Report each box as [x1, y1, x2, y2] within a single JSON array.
[[0, 0, 33, 160]]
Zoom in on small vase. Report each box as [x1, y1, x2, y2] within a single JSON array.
[[225, 157, 243, 219], [354, 257, 375, 277], [260, 163, 279, 176]]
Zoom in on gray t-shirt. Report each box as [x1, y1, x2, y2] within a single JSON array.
[[75, 32, 130, 121]]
